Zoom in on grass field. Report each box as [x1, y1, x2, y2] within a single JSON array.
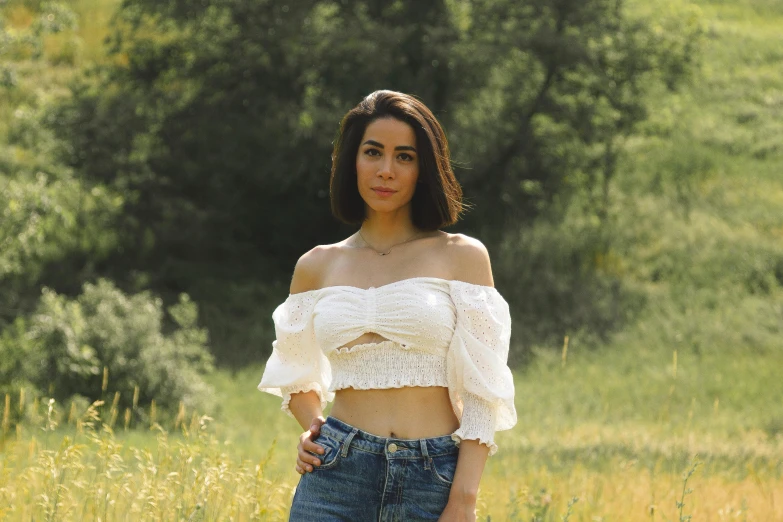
[[2, 348, 782, 520], [1, 0, 782, 519]]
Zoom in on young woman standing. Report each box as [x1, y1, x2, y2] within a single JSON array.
[[258, 90, 517, 521]]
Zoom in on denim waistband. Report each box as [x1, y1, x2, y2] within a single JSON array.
[[320, 416, 459, 459]]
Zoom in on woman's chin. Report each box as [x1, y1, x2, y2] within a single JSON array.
[[364, 201, 412, 215]]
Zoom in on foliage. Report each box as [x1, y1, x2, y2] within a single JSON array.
[[10, 279, 216, 415], [0, 1, 78, 62], [37, 0, 702, 363], [0, 170, 122, 281], [0, 101, 125, 336], [56, 0, 701, 250], [448, 0, 704, 241], [0, 317, 38, 397], [496, 203, 646, 360], [0, 0, 778, 372]]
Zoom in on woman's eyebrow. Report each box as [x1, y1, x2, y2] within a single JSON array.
[[362, 140, 417, 152]]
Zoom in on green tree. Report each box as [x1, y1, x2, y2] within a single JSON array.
[[448, 0, 703, 243], [45, 0, 701, 363]]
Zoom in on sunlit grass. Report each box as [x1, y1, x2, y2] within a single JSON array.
[[0, 394, 291, 521], [2, 353, 782, 520]]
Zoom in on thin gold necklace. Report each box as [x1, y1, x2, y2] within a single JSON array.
[[358, 228, 422, 256]]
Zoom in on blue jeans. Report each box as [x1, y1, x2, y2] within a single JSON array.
[[288, 415, 460, 521]]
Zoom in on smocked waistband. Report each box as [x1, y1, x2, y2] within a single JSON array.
[[328, 345, 448, 392]]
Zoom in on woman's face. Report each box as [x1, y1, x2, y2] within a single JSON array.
[[355, 117, 419, 216]]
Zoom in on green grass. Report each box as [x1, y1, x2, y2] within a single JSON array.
[[3, 352, 780, 520]]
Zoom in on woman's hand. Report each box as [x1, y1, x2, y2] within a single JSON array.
[[437, 497, 477, 522], [295, 415, 326, 474], [438, 488, 477, 522]]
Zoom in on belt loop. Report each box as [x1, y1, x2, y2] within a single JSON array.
[[340, 427, 359, 458], [420, 439, 431, 470]]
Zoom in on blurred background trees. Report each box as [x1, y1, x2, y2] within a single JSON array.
[[1, 0, 780, 407], [44, 0, 701, 364]]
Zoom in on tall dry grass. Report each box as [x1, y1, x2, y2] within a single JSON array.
[[0, 391, 290, 521], [2, 365, 782, 522]]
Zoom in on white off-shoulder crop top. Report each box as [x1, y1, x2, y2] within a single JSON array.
[[257, 277, 517, 456]]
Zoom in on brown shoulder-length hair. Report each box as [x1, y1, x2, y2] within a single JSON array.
[[330, 90, 463, 230]]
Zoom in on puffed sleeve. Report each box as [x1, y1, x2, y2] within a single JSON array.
[[257, 291, 333, 420], [446, 280, 517, 456]]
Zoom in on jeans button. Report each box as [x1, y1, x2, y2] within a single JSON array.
[[388, 443, 398, 453]]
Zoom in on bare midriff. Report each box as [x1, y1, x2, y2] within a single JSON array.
[[330, 386, 460, 439], [327, 333, 459, 439]]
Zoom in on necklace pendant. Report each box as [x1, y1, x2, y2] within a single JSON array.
[[357, 228, 420, 257]]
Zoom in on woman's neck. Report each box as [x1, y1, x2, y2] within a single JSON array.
[[360, 208, 420, 249]]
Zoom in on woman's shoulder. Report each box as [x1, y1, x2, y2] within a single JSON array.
[[443, 232, 488, 253], [289, 244, 340, 294], [291, 236, 368, 293], [443, 232, 495, 287]]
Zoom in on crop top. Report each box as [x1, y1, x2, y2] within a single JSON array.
[[257, 276, 517, 456]]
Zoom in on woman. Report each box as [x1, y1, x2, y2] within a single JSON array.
[[258, 90, 517, 521]]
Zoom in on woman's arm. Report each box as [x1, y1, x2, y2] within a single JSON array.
[[288, 247, 330, 473], [288, 390, 324, 432], [440, 233, 497, 521], [439, 441, 489, 521], [290, 389, 328, 474], [287, 247, 329, 436], [449, 439, 490, 501]]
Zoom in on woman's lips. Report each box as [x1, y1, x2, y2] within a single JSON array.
[[372, 188, 396, 197]]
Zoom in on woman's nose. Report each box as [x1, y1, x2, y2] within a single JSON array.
[[378, 158, 394, 178]]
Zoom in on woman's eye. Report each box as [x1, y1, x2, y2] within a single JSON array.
[[398, 153, 414, 161], [365, 148, 381, 156]]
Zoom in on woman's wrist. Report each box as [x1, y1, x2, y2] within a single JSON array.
[[287, 390, 325, 431], [449, 483, 478, 504], [309, 414, 326, 431]]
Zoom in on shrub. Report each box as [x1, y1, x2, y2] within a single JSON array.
[[25, 278, 215, 416], [0, 317, 39, 398], [496, 209, 646, 364]]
